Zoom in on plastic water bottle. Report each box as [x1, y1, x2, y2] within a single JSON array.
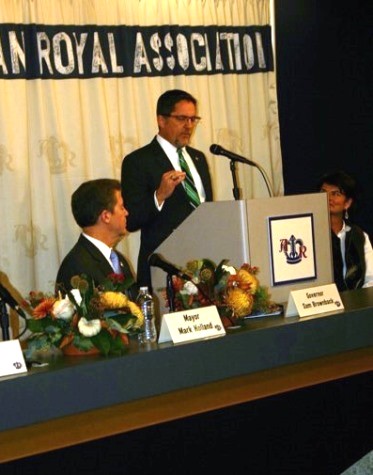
[[136, 286, 157, 344]]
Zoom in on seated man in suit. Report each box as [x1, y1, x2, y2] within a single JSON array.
[[121, 89, 213, 288], [56, 178, 137, 299]]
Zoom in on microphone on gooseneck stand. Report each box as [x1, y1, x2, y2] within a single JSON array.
[[0, 284, 27, 319], [209, 144, 274, 197], [148, 253, 189, 312], [209, 144, 258, 167], [148, 253, 192, 281], [148, 253, 214, 306]]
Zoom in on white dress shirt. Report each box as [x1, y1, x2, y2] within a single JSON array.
[[337, 222, 373, 287], [154, 135, 206, 209]]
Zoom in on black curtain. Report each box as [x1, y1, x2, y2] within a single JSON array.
[[275, 0, 373, 241]]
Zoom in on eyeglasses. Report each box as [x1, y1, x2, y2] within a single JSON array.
[[321, 189, 345, 198], [163, 114, 202, 124]]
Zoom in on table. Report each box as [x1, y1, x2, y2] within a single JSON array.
[[0, 288, 372, 463]]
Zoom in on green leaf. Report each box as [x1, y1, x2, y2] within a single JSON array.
[[27, 316, 58, 333], [120, 275, 135, 289], [109, 334, 128, 355], [90, 330, 112, 356], [179, 292, 192, 308], [107, 315, 136, 333], [72, 335, 96, 351], [252, 286, 271, 312]]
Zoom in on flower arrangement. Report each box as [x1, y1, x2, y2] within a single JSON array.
[[25, 273, 144, 358], [169, 259, 274, 325]]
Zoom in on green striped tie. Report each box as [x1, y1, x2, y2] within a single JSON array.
[[177, 148, 201, 208]]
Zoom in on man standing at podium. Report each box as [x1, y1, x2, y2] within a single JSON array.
[[121, 89, 213, 287]]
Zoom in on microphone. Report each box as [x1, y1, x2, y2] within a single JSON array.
[[210, 143, 274, 197], [209, 144, 257, 167], [149, 253, 214, 306], [0, 283, 27, 319], [148, 253, 191, 281]]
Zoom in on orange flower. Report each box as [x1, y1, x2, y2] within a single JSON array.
[[32, 298, 56, 319], [120, 333, 129, 345], [236, 268, 259, 294], [172, 275, 185, 292]]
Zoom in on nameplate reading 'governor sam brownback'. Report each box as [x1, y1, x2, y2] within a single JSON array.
[[285, 284, 344, 318], [158, 305, 226, 344]]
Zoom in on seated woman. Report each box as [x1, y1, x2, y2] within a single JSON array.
[[318, 170, 373, 291]]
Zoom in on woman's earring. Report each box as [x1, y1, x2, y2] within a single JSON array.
[[344, 208, 349, 220]]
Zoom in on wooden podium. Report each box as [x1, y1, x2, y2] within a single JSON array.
[[151, 194, 333, 316]]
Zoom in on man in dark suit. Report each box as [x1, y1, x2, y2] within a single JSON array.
[[121, 89, 213, 287], [56, 179, 137, 299]]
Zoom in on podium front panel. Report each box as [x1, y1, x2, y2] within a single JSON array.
[[151, 200, 250, 316]]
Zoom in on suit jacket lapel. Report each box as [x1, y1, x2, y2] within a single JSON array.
[[150, 138, 175, 172], [78, 235, 113, 275], [188, 149, 204, 176]]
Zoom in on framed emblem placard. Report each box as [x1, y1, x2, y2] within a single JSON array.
[[268, 213, 317, 286]]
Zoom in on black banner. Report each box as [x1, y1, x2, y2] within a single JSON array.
[[0, 23, 273, 79]]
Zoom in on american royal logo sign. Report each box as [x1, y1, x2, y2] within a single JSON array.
[[0, 23, 273, 79]]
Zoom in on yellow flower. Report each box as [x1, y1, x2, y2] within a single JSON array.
[[226, 288, 254, 317], [127, 301, 144, 329], [100, 292, 144, 330], [100, 291, 129, 309], [237, 268, 259, 294]]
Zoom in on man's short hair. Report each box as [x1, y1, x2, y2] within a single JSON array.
[[71, 179, 121, 227], [156, 89, 197, 116]]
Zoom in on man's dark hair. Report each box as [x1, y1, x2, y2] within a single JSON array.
[[156, 89, 197, 116], [71, 179, 121, 227]]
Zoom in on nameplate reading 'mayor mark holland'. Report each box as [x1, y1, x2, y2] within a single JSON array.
[[158, 305, 225, 344]]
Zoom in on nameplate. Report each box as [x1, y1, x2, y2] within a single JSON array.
[[158, 305, 226, 344], [0, 339, 28, 378], [285, 283, 344, 318]]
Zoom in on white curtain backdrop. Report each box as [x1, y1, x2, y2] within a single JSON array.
[[0, 0, 283, 331]]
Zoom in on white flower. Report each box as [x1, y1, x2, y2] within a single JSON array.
[[70, 288, 82, 306], [52, 297, 75, 321], [222, 264, 237, 275], [78, 317, 101, 337], [183, 281, 199, 295]]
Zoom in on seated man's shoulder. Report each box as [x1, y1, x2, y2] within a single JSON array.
[[61, 239, 89, 262], [55, 240, 92, 288]]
